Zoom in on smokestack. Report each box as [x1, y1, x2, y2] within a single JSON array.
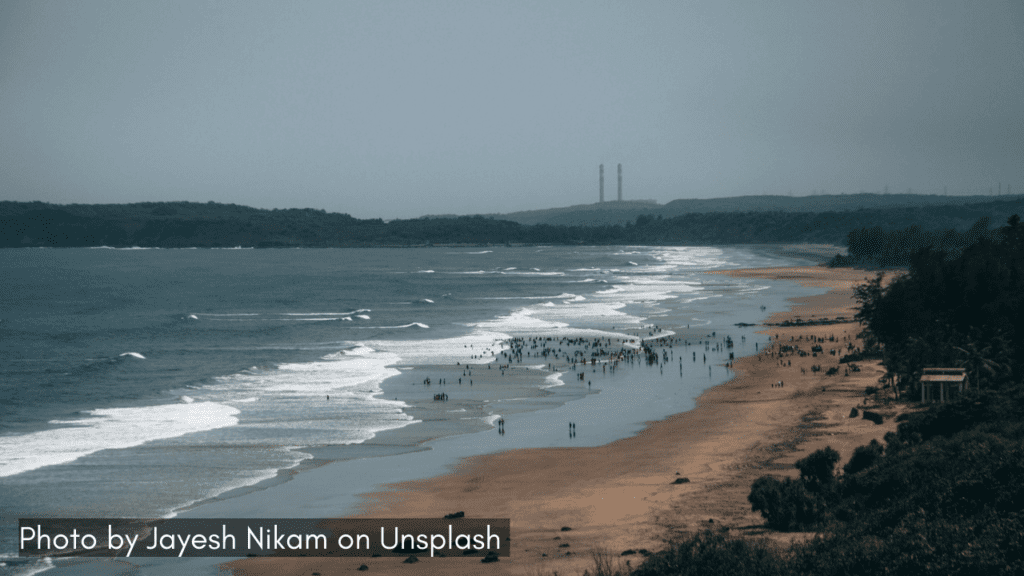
[[599, 164, 604, 203], [617, 164, 622, 201]]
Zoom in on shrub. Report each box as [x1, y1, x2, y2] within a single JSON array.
[[843, 439, 883, 476]]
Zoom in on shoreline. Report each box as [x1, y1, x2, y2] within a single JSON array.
[[225, 265, 897, 576]]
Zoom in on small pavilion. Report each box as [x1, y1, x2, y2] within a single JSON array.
[[920, 368, 969, 403]]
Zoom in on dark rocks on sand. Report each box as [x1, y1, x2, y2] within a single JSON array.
[[849, 407, 859, 418], [403, 555, 418, 564], [673, 477, 690, 484], [358, 565, 368, 571], [444, 511, 465, 519], [482, 551, 500, 563], [560, 526, 572, 531], [621, 549, 636, 556], [862, 410, 884, 425]]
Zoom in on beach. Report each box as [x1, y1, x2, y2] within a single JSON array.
[[226, 265, 905, 576]]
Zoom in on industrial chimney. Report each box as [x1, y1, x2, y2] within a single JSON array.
[[617, 164, 622, 201]]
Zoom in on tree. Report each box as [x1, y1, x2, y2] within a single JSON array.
[[796, 447, 841, 493]]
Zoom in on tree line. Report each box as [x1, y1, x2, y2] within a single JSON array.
[[3, 200, 1022, 248], [829, 216, 998, 267]]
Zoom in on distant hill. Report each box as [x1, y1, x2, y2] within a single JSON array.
[[484, 194, 1022, 227], [2, 196, 1022, 249]]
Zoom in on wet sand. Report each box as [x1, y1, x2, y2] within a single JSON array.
[[227, 266, 904, 576]]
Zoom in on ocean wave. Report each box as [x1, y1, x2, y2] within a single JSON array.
[[501, 270, 564, 276], [89, 246, 160, 250], [476, 292, 580, 301], [361, 331, 508, 365], [355, 322, 429, 329], [542, 373, 565, 389], [0, 402, 240, 478]]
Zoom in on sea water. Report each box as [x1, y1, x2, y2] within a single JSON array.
[[0, 245, 819, 575]]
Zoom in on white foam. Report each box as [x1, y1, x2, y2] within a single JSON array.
[[502, 270, 564, 276], [282, 312, 361, 316], [417, 270, 435, 273], [0, 402, 240, 478], [163, 446, 313, 519], [475, 292, 579, 301], [543, 373, 565, 389], [361, 331, 509, 366], [120, 352, 145, 359], [180, 395, 194, 404], [356, 315, 371, 320], [13, 556, 55, 576]]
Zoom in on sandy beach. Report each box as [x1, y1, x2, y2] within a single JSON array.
[[228, 265, 905, 576]]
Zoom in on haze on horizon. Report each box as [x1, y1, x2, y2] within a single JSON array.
[[1, 1, 1022, 220]]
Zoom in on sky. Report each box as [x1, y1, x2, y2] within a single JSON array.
[[1, 1, 1022, 219]]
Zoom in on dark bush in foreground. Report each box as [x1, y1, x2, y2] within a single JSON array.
[[629, 530, 786, 576]]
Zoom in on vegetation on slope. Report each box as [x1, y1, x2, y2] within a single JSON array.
[[3, 199, 1023, 248], [581, 215, 1024, 576]]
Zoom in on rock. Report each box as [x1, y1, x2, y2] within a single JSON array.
[[482, 551, 500, 563], [862, 410, 884, 424], [673, 477, 690, 484], [444, 511, 465, 519], [403, 555, 418, 564]]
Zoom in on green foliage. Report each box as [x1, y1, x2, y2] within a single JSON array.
[[3, 200, 1023, 248], [795, 447, 840, 493], [842, 439, 882, 476], [748, 475, 826, 531], [746, 448, 840, 531], [854, 215, 1024, 394], [830, 217, 999, 268], [629, 529, 786, 576]]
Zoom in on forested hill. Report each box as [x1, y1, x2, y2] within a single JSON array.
[[485, 193, 1024, 227], [2, 198, 1023, 248]]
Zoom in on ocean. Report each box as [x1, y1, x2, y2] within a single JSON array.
[[0, 245, 820, 575]]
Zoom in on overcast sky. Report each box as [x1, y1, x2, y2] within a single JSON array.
[[1, 1, 1022, 219]]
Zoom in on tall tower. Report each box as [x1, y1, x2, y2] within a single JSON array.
[[617, 164, 622, 201], [599, 164, 604, 203]]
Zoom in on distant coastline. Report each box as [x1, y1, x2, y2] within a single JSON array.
[[3, 195, 1023, 249]]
